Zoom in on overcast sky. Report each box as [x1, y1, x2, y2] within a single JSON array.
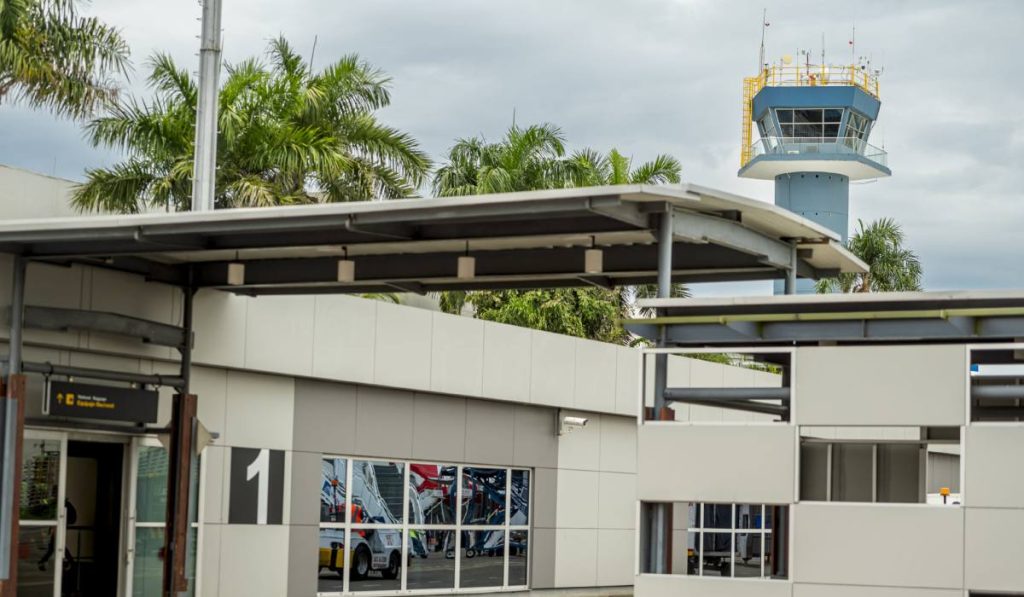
[[0, 0, 1021, 294]]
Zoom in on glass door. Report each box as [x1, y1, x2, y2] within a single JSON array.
[[124, 437, 169, 597], [17, 430, 67, 597]]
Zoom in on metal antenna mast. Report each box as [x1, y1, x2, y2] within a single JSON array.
[[758, 9, 769, 71], [191, 0, 223, 212]]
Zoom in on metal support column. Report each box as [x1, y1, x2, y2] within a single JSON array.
[[0, 256, 27, 585], [784, 241, 798, 295], [191, 0, 223, 212], [649, 208, 674, 574]]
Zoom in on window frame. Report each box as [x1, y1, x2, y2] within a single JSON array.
[[317, 455, 532, 596], [683, 503, 774, 579]]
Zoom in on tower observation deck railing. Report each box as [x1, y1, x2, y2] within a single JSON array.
[[751, 64, 881, 99], [747, 136, 888, 168]]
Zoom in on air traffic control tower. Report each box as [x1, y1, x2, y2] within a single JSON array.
[[739, 59, 890, 293]]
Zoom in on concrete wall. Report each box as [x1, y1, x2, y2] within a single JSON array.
[[0, 164, 78, 219]]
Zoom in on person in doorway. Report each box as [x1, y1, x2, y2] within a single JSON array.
[[37, 499, 77, 571]]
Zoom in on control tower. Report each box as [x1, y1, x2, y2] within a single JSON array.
[[738, 58, 890, 293]]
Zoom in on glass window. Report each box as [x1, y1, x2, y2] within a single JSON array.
[[132, 526, 166, 596], [409, 464, 457, 525], [319, 459, 531, 594], [459, 530, 505, 588], [461, 468, 506, 526], [408, 529, 455, 590], [824, 109, 843, 122], [793, 109, 821, 124], [20, 438, 60, 521], [794, 124, 820, 138], [350, 529, 403, 592], [17, 526, 58, 595], [509, 530, 529, 586], [641, 502, 787, 580], [321, 457, 347, 523], [510, 470, 529, 523], [136, 446, 168, 523], [352, 460, 405, 525], [776, 109, 794, 123]]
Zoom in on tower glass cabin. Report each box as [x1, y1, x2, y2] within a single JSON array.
[[738, 63, 890, 293]]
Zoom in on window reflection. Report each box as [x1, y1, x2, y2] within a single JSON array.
[[408, 464, 457, 525], [350, 529, 403, 592], [352, 460, 404, 524], [320, 457, 347, 523], [510, 470, 529, 523], [20, 439, 60, 521], [407, 529, 455, 590], [509, 531, 528, 586], [459, 530, 505, 588], [461, 468, 506, 526]]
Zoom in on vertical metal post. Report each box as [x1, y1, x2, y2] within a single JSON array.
[[191, 0, 223, 212], [784, 242, 797, 295], [649, 208, 674, 573], [180, 283, 195, 395], [0, 256, 26, 582]]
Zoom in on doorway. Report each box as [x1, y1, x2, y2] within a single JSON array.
[[15, 431, 178, 597]]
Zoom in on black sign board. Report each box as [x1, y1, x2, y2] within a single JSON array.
[[228, 447, 285, 525], [46, 380, 159, 424]]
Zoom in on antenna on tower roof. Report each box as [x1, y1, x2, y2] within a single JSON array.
[[759, 8, 769, 71]]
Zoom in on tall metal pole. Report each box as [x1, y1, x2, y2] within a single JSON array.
[[0, 256, 27, 581], [191, 0, 223, 212], [649, 208, 674, 574]]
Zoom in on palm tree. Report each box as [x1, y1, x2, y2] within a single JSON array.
[[816, 218, 923, 293], [72, 37, 430, 213], [433, 123, 686, 343], [0, 0, 128, 118]]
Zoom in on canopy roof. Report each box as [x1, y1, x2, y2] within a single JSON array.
[[0, 184, 865, 295]]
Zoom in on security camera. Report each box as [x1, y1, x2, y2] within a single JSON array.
[[557, 412, 589, 436]]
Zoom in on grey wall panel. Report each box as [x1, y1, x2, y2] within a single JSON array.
[[513, 404, 558, 468], [965, 507, 1024, 592], [793, 503, 964, 589], [411, 392, 467, 464], [792, 584, 962, 597], [531, 527, 557, 588], [286, 524, 318, 597], [966, 425, 1024, 508], [464, 399, 515, 465], [635, 575, 793, 597], [292, 378, 358, 455], [637, 424, 796, 503], [795, 345, 967, 426], [532, 466, 558, 529], [354, 385, 415, 459], [289, 450, 321, 526]]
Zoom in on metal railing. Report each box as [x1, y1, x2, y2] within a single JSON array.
[[747, 137, 888, 168], [749, 64, 880, 99]]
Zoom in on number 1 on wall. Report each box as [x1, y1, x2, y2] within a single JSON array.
[[246, 448, 270, 524]]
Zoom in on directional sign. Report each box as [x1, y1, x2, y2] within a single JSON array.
[[46, 380, 159, 424]]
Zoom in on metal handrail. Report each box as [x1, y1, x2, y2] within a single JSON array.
[[753, 64, 880, 99], [748, 136, 888, 167]]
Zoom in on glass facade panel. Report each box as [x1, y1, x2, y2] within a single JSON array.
[[700, 533, 732, 576], [352, 460, 404, 524], [350, 529, 403, 592], [409, 464, 457, 525], [734, 531, 764, 578], [133, 526, 166, 596], [321, 457, 348, 523], [702, 503, 731, 529], [459, 530, 505, 588], [17, 526, 58, 597], [824, 109, 843, 122], [407, 529, 455, 590], [793, 109, 821, 124], [317, 528, 347, 593], [794, 124, 821, 138], [319, 458, 530, 594], [136, 446, 168, 523], [510, 470, 529, 523], [20, 438, 60, 521], [776, 109, 794, 123], [509, 530, 528, 586], [461, 467, 506, 526], [736, 504, 762, 529]]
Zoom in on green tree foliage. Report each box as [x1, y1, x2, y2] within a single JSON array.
[[72, 37, 430, 213], [816, 217, 923, 293], [433, 123, 686, 343], [0, 0, 128, 118]]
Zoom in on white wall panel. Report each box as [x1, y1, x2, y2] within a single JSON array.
[[596, 529, 634, 586], [554, 528, 598, 587], [530, 331, 576, 408], [223, 370, 295, 450], [638, 424, 796, 503], [481, 321, 532, 403], [192, 366, 228, 445], [793, 503, 964, 589], [964, 507, 1024, 592], [795, 345, 967, 426], [555, 469, 600, 528], [636, 575, 793, 597], [597, 471, 635, 529], [373, 301, 432, 390], [965, 425, 1024, 508], [430, 311, 484, 397], [615, 347, 641, 415], [311, 295, 375, 384], [217, 525, 289, 597], [599, 415, 637, 474], [193, 289, 247, 369], [792, 585, 961, 597], [244, 295, 315, 376], [88, 267, 175, 359], [574, 339, 617, 412]]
